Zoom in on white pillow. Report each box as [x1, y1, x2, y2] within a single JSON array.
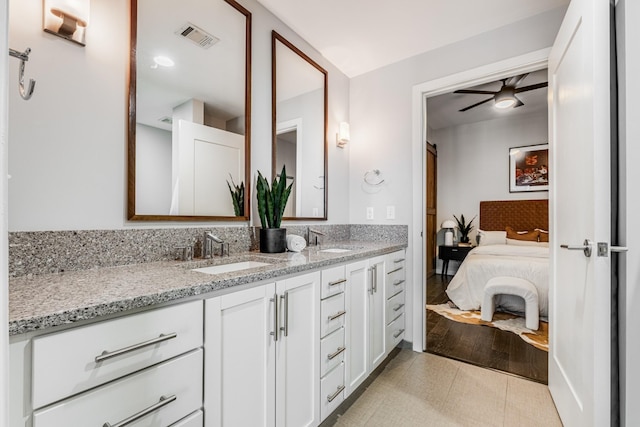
[[477, 230, 507, 246], [506, 238, 549, 247]]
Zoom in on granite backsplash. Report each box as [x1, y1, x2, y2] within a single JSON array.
[[9, 224, 407, 277]]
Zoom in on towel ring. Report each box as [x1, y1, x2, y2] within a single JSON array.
[[9, 47, 36, 100], [364, 169, 384, 186]]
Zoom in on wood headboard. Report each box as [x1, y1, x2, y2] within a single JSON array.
[[479, 200, 549, 231]]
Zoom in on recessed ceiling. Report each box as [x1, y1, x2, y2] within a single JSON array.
[[256, 0, 570, 78], [427, 68, 548, 130]]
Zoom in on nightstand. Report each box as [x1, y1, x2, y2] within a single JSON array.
[[438, 245, 474, 276]]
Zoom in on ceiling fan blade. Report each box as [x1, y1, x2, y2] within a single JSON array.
[[454, 89, 497, 95], [514, 82, 548, 93], [507, 73, 529, 87], [459, 97, 493, 112], [513, 96, 524, 108]]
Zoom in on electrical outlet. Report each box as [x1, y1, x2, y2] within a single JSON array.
[[366, 207, 374, 220], [386, 205, 395, 219]]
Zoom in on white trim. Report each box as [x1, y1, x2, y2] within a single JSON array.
[[1, 0, 10, 424], [410, 48, 550, 352]]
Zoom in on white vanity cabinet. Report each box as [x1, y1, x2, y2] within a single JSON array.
[[385, 250, 407, 353], [368, 255, 387, 370], [205, 271, 320, 427], [10, 300, 204, 427]]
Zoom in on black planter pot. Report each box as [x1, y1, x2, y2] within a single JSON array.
[[260, 228, 287, 253]]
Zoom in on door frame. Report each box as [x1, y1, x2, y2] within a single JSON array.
[[410, 48, 551, 352]]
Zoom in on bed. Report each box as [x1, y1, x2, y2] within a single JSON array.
[[445, 200, 550, 317]]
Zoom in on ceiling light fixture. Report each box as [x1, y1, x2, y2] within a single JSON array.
[[152, 56, 175, 68], [494, 87, 516, 109]]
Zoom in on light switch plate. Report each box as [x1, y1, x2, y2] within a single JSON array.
[[386, 205, 395, 219], [366, 207, 374, 220]]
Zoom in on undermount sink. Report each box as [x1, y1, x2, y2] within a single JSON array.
[[192, 261, 272, 275], [319, 248, 353, 253]]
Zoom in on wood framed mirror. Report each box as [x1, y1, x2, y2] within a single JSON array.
[[271, 31, 328, 220], [128, 0, 251, 221]]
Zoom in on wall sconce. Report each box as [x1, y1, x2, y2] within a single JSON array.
[[336, 122, 350, 148], [441, 220, 457, 246], [44, 0, 90, 46]]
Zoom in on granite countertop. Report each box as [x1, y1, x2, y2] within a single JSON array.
[[9, 242, 406, 336]]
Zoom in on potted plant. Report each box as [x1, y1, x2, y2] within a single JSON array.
[[256, 165, 293, 253], [226, 174, 244, 216], [453, 214, 477, 244]]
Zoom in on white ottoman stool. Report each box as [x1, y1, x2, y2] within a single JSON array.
[[481, 276, 539, 330]]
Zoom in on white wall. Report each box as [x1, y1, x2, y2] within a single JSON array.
[[1, 1, 9, 424], [348, 6, 566, 346], [136, 124, 172, 215], [434, 111, 549, 241], [7, 0, 350, 231]]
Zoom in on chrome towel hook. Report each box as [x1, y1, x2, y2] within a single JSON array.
[[9, 47, 36, 100]]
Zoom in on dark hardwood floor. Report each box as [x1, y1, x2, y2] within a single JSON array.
[[426, 274, 548, 384]]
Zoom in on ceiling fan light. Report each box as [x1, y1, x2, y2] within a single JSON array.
[[495, 87, 516, 109]]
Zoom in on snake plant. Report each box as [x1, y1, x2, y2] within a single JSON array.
[[256, 165, 293, 229], [226, 175, 244, 216], [453, 214, 477, 243]]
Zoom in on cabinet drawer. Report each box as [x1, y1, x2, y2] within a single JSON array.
[[171, 410, 203, 427], [32, 300, 203, 409], [386, 290, 405, 325], [386, 273, 406, 296], [320, 292, 346, 337], [321, 265, 347, 299], [320, 362, 345, 421], [439, 246, 472, 261], [33, 349, 203, 427], [386, 313, 406, 353], [321, 327, 345, 377]]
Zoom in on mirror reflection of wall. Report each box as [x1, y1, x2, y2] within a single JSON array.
[[129, 0, 251, 220], [272, 31, 327, 220]]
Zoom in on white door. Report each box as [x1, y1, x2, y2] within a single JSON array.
[[344, 260, 369, 395], [275, 272, 320, 427], [368, 256, 386, 370], [548, 0, 612, 425], [173, 120, 244, 216], [204, 284, 276, 427]]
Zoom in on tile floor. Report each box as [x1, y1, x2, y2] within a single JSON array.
[[333, 349, 562, 427]]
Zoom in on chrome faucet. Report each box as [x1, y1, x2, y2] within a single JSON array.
[[307, 228, 325, 246], [203, 231, 224, 259]]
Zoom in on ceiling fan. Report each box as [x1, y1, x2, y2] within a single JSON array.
[[454, 73, 548, 112]]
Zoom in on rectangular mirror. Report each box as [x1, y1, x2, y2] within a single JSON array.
[[128, 0, 251, 221], [272, 31, 328, 220]]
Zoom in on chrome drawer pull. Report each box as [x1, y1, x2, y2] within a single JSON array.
[[393, 303, 405, 312], [327, 346, 346, 360], [393, 279, 405, 286], [95, 333, 178, 363], [328, 278, 347, 287], [103, 394, 176, 427], [270, 293, 279, 342], [281, 292, 290, 337], [393, 328, 405, 339], [327, 385, 346, 402], [393, 258, 405, 263], [328, 310, 347, 322], [387, 267, 403, 275]]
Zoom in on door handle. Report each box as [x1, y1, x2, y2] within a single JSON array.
[[560, 239, 593, 257], [596, 242, 629, 257]]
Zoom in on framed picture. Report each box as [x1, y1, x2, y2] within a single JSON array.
[[509, 144, 549, 192]]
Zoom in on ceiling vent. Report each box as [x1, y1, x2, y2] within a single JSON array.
[[175, 22, 220, 49]]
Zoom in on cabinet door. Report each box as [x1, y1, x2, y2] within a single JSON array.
[[205, 283, 276, 427], [344, 260, 369, 396], [369, 256, 386, 370], [275, 271, 320, 427]]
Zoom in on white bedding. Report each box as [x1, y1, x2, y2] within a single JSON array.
[[445, 244, 549, 317]]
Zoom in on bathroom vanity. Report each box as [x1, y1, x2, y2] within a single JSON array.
[[8, 243, 406, 427]]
